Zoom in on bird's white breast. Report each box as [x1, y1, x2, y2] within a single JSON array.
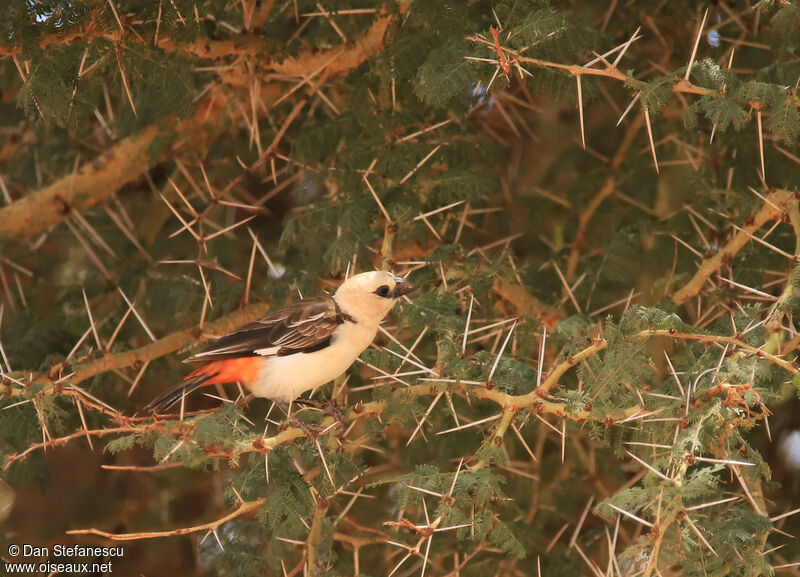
[[249, 321, 378, 402]]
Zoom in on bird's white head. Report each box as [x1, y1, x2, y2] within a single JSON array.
[[333, 270, 418, 325]]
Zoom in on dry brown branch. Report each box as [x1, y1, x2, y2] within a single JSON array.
[[3, 426, 143, 471], [269, 8, 396, 78], [3, 300, 270, 398], [494, 278, 561, 329], [0, 4, 393, 67], [467, 35, 800, 109], [67, 498, 265, 540], [672, 189, 797, 305], [0, 95, 227, 240], [565, 115, 643, 282], [0, 5, 400, 241]]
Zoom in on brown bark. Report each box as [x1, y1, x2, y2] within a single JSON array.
[[0, 7, 398, 240], [0, 96, 225, 240], [672, 189, 796, 306]]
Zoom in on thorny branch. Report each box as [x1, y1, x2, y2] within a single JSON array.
[[67, 498, 266, 540], [0, 5, 396, 78], [565, 115, 643, 283], [3, 4, 799, 575], [765, 202, 800, 332], [2, 300, 270, 398], [0, 101, 222, 240], [10, 322, 796, 552], [0, 6, 398, 240], [673, 189, 799, 305], [23, 314, 784, 577], [466, 31, 800, 109]]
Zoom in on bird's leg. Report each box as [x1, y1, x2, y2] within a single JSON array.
[[291, 397, 315, 407], [272, 400, 327, 437], [272, 400, 292, 417]]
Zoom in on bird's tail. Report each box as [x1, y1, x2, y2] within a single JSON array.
[[144, 358, 260, 413], [144, 374, 213, 413]]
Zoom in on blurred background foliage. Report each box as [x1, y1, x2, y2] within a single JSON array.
[[1, 0, 800, 575]]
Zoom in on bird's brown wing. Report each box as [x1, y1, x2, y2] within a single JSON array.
[[185, 295, 346, 362]]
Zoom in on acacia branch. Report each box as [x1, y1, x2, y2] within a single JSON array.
[[0, 123, 157, 239], [3, 426, 144, 471], [494, 278, 561, 328], [67, 498, 265, 540], [566, 115, 643, 282], [653, 329, 799, 374], [672, 189, 797, 305], [765, 202, 800, 332], [518, 55, 714, 98], [467, 34, 800, 109], [0, 95, 227, 240], [10, 324, 788, 550], [3, 300, 270, 398], [0, 6, 398, 240], [1, 5, 395, 74], [7, 316, 794, 468], [269, 9, 395, 78], [307, 496, 331, 577]]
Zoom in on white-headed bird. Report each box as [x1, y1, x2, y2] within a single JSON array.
[[146, 271, 418, 412]]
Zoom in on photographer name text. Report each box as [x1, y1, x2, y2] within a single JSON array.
[[5, 544, 124, 574]]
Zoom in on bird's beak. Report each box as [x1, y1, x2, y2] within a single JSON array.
[[390, 276, 418, 298]]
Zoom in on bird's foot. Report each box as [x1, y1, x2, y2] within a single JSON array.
[[273, 399, 345, 437], [285, 416, 326, 438], [286, 398, 346, 423], [271, 401, 324, 437]]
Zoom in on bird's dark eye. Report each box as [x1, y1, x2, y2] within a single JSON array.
[[375, 285, 391, 298]]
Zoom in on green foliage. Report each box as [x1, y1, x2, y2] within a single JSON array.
[[638, 75, 677, 115], [770, 5, 800, 50], [505, 8, 601, 62], [259, 478, 315, 537], [414, 47, 475, 110], [1, 1, 800, 576], [697, 94, 750, 131], [768, 99, 800, 144], [488, 518, 526, 558], [118, 45, 198, 126]]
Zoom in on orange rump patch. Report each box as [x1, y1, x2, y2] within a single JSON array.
[[189, 357, 262, 386]]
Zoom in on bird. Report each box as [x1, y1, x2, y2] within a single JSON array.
[[145, 270, 418, 413]]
